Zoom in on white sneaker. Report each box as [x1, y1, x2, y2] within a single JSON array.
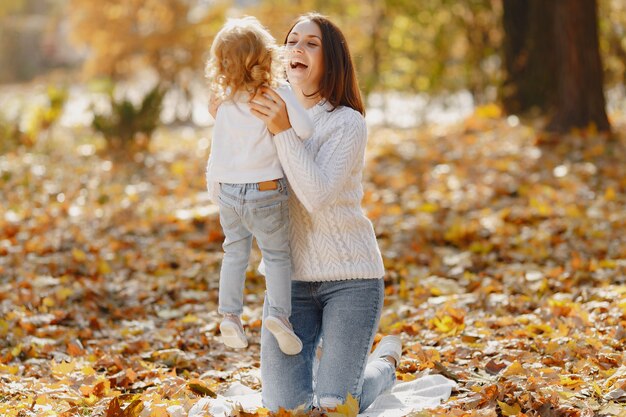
[[220, 315, 248, 349], [368, 335, 402, 367], [265, 316, 303, 355]]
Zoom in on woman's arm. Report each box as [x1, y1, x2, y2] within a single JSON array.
[[249, 87, 292, 135], [250, 88, 367, 213], [208, 93, 221, 119], [273, 113, 366, 213]]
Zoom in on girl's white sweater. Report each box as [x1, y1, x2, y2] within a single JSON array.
[[273, 101, 385, 282]]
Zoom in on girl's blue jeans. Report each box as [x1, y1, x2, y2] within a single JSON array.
[[217, 179, 291, 318], [261, 278, 396, 412]]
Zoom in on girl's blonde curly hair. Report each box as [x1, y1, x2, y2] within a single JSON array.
[[205, 17, 283, 101]]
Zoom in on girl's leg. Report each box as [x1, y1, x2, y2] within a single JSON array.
[[248, 184, 301, 354], [261, 281, 322, 411], [251, 199, 291, 318], [314, 278, 391, 412], [217, 199, 252, 316]]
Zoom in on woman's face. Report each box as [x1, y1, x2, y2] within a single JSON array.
[[285, 19, 324, 95]]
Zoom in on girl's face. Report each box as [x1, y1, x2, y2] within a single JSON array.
[[285, 19, 324, 96]]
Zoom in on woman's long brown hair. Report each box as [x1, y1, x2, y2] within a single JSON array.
[[284, 13, 365, 115]]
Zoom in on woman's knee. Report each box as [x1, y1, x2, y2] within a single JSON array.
[[318, 395, 345, 409], [262, 389, 313, 412]]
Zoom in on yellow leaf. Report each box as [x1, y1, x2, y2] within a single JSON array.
[[545, 341, 560, 355], [560, 375, 584, 388], [36, 395, 51, 406], [82, 366, 97, 376], [399, 279, 408, 300], [565, 205, 582, 218], [149, 407, 170, 417], [503, 361, 525, 377], [387, 204, 403, 216], [56, 287, 74, 301], [0, 364, 19, 375], [98, 259, 112, 275], [430, 315, 465, 335], [530, 197, 552, 216], [399, 373, 416, 382], [182, 314, 199, 324], [254, 407, 270, 417], [188, 380, 217, 398], [525, 323, 553, 336], [557, 390, 577, 399], [604, 187, 616, 201], [51, 360, 77, 376], [326, 394, 359, 417], [0, 320, 9, 337], [475, 103, 502, 119], [72, 248, 87, 262], [592, 382, 603, 397], [170, 161, 186, 176], [497, 401, 521, 416], [469, 241, 493, 254], [418, 202, 438, 213], [11, 344, 22, 357], [599, 259, 617, 269]]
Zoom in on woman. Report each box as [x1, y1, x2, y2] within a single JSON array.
[[249, 13, 402, 412]]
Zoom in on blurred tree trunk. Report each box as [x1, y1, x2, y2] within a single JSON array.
[[501, 0, 610, 133], [547, 0, 610, 132], [364, 0, 385, 98], [501, 0, 556, 114]]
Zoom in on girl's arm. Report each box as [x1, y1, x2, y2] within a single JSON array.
[[206, 93, 222, 203], [274, 85, 313, 140], [205, 157, 220, 203]]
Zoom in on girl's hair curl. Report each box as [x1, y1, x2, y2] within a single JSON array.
[[206, 16, 283, 100]]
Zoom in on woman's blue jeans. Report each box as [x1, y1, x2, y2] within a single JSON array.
[[261, 278, 396, 412]]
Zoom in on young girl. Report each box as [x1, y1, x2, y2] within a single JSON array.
[[205, 16, 313, 355]]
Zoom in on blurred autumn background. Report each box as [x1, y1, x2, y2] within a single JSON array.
[[1, 0, 626, 416]]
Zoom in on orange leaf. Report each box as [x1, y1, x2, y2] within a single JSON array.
[[122, 399, 144, 417], [188, 379, 217, 398], [106, 397, 123, 417], [67, 341, 84, 357], [485, 359, 507, 375], [327, 394, 359, 417]]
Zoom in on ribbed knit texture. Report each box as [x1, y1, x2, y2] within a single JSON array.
[[273, 101, 385, 282]]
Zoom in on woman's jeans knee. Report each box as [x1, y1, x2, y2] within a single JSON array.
[[217, 179, 291, 318], [261, 278, 396, 412]]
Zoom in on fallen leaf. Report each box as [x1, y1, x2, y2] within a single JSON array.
[[326, 394, 359, 417], [497, 400, 521, 416]]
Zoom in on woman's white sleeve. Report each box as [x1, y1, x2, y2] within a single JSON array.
[[273, 111, 366, 213]]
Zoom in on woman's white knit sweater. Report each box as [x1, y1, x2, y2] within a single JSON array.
[[273, 101, 385, 282]]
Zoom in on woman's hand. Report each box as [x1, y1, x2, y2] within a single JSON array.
[[249, 87, 292, 135], [208, 93, 222, 118]]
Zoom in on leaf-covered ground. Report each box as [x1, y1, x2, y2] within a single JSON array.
[[1, 108, 626, 417]]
